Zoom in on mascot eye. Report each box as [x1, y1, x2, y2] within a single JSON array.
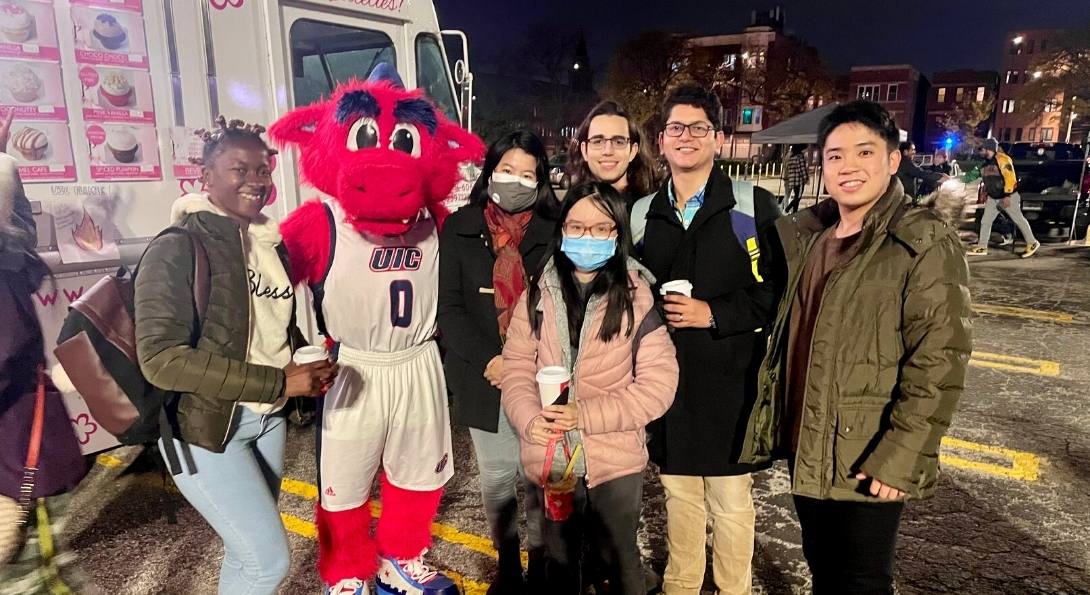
[[389, 123, 421, 158], [347, 117, 379, 151]]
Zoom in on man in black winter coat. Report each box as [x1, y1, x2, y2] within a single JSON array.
[[896, 142, 947, 199], [631, 84, 780, 595]]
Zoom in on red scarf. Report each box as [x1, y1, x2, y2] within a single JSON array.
[[484, 202, 533, 340]]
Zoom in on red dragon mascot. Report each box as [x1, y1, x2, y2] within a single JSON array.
[[271, 65, 484, 595]]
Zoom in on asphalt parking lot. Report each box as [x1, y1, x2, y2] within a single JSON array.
[[62, 243, 1090, 595]]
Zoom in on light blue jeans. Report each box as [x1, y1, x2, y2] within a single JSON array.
[[160, 408, 289, 595]]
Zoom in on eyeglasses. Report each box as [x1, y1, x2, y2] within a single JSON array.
[[585, 136, 631, 150], [562, 221, 617, 239], [664, 122, 714, 138]]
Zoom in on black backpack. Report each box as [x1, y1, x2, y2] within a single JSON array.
[[54, 228, 209, 474]]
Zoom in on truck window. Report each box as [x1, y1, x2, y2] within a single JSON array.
[[289, 20, 396, 107], [415, 34, 459, 122]]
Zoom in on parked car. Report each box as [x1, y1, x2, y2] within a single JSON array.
[[549, 154, 570, 188]]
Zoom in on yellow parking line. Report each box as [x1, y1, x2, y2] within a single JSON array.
[[96, 453, 125, 468], [970, 351, 1061, 377], [281, 479, 515, 564], [973, 303, 1075, 323], [279, 512, 490, 595], [940, 437, 1041, 481]]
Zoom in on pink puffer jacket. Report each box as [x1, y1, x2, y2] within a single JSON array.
[[501, 266, 678, 489]]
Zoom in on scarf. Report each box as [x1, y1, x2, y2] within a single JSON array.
[[484, 202, 533, 340]]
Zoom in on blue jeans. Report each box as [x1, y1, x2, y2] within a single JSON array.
[[469, 409, 542, 580], [160, 408, 290, 595]]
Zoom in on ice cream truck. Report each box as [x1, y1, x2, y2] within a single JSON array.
[[15, 0, 474, 453]]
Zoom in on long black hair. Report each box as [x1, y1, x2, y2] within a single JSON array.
[[468, 129, 559, 219], [566, 101, 659, 198], [527, 182, 635, 346]]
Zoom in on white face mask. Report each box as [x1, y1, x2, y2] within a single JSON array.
[[491, 172, 537, 189]]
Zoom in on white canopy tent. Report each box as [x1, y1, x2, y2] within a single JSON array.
[[751, 103, 908, 199]]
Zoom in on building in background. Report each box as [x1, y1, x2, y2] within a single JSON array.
[[688, 7, 828, 159], [925, 70, 999, 152], [848, 65, 929, 145], [995, 29, 1066, 144]]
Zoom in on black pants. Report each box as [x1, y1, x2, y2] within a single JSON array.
[[785, 185, 804, 213], [532, 473, 644, 595], [793, 495, 904, 595]]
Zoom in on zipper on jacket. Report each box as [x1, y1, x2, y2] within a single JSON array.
[[222, 226, 250, 449]]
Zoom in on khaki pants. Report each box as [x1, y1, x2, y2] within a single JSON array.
[[660, 473, 755, 595]]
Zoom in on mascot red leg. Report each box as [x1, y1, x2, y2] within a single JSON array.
[[272, 64, 484, 595]]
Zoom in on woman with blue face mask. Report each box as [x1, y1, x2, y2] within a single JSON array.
[[437, 130, 560, 594], [500, 183, 679, 595]]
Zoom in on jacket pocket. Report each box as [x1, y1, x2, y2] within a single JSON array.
[[831, 402, 888, 490]]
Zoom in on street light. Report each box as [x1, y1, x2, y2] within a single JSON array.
[[1013, 35, 1024, 45], [1033, 71, 1043, 79], [572, 62, 581, 71]]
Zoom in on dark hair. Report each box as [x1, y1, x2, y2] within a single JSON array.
[[194, 115, 277, 167], [790, 144, 807, 156], [817, 101, 900, 153], [566, 101, 660, 197], [660, 84, 722, 131], [527, 182, 635, 345], [899, 141, 915, 153], [468, 129, 559, 219]]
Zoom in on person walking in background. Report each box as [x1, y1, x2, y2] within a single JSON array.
[[968, 138, 1040, 257], [501, 183, 678, 595], [783, 144, 809, 214], [438, 129, 559, 594], [741, 100, 972, 595], [567, 101, 660, 209], [0, 142, 94, 595]]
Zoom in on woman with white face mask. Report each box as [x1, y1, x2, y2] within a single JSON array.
[[500, 183, 678, 594], [437, 130, 560, 594]]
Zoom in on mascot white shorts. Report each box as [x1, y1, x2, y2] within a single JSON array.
[[319, 341, 454, 511]]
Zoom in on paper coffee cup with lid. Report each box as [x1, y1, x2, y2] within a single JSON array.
[[293, 345, 330, 365], [535, 366, 571, 408], [660, 279, 693, 298]]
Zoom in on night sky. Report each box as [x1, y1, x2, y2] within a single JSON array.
[[435, 0, 1090, 79]]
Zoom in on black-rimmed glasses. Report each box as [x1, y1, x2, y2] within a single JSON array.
[[585, 136, 631, 150], [664, 122, 714, 138]]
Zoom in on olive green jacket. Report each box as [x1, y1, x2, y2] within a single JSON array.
[[740, 178, 972, 501], [135, 207, 300, 452]]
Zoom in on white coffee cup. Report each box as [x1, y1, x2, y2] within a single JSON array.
[[292, 345, 330, 365], [535, 366, 571, 408], [660, 279, 693, 298]]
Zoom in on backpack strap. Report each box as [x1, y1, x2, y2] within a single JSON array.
[[629, 191, 656, 256], [630, 306, 665, 369], [186, 231, 210, 322]]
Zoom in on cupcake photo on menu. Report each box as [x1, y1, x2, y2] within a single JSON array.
[[12, 125, 48, 161], [3, 63, 40, 103], [105, 127, 138, 163], [97, 69, 132, 107], [91, 12, 127, 51], [0, 2, 36, 44]]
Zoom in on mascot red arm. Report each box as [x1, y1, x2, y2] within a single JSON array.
[[270, 66, 483, 595]]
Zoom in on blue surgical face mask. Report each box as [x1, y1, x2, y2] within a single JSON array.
[[561, 235, 617, 271]]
